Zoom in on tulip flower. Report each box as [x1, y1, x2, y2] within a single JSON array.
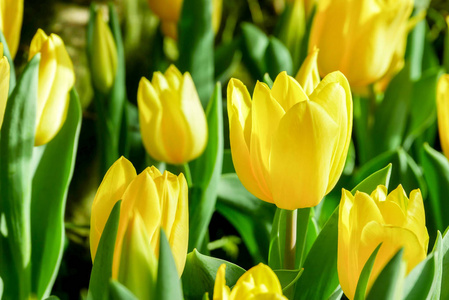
[[213, 263, 287, 300], [0, 0, 23, 58], [338, 185, 429, 300], [0, 43, 10, 129], [138, 65, 208, 164], [227, 70, 352, 209], [147, 0, 222, 40], [90, 157, 189, 280], [437, 74, 449, 159], [295, 48, 320, 95], [309, 0, 413, 88], [28, 29, 75, 146], [91, 9, 117, 94]]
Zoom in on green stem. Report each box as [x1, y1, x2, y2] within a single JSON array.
[[296, 207, 311, 268], [284, 209, 297, 270], [180, 163, 192, 188]]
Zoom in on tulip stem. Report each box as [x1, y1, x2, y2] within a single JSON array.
[[284, 209, 297, 269], [180, 163, 192, 188]]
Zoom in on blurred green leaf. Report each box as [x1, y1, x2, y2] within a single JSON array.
[[216, 174, 275, 263], [0, 54, 40, 299], [108, 280, 138, 300], [420, 143, 449, 231], [88, 201, 121, 300], [441, 227, 449, 299], [241, 22, 269, 79], [181, 249, 245, 300], [351, 164, 392, 194], [263, 73, 274, 88], [155, 230, 183, 300], [268, 208, 285, 270], [0, 30, 16, 93], [366, 249, 406, 300], [274, 268, 303, 292], [178, 0, 214, 107], [221, 149, 235, 174], [354, 244, 382, 300], [30, 90, 82, 298], [189, 84, 224, 252], [215, 40, 242, 84], [265, 36, 293, 78]]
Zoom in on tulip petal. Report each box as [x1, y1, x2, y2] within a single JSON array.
[[90, 157, 137, 261], [213, 264, 231, 300], [376, 185, 407, 227], [270, 100, 338, 209], [437, 74, 449, 158], [271, 72, 307, 112], [0, 0, 23, 58], [230, 264, 283, 299], [0, 56, 10, 129], [148, 0, 183, 22], [164, 64, 183, 90], [295, 48, 320, 95], [404, 189, 429, 253], [310, 71, 352, 193]]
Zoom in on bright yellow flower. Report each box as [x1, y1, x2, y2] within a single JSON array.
[[138, 65, 208, 164], [28, 29, 75, 146], [227, 70, 352, 209], [309, 0, 413, 88], [91, 9, 117, 94], [338, 185, 429, 300], [148, 0, 222, 40], [213, 263, 287, 300], [295, 48, 320, 95], [0, 0, 23, 58], [0, 43, 10, 129], [90, 157, 189, 280], [437, 74, 449, 160]]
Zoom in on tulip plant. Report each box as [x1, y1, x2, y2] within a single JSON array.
[[2, 0, 449, 299]]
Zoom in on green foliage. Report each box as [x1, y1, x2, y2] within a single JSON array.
[[354, 244, 382, 300]]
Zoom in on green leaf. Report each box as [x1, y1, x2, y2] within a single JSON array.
[[181, 249, 245, 300], [189, 83, 224, 251], [263, 73, 274, 88], [439, 227, 449, 299], [351, 164, 392, 194], [241, 22, 269, 79], [216, 174, 275, 263], [178, 0, 214, 107], [214, 40, 242, 84], [268, 208, 286, 270], [403, 232, 443, 300], [265, 36, 293, 78], [88, 201, 122, 300], [366, 249, 406, 300], [109, 280, 138, 300], [30, 90, 82, 298], [354, 244, 382, 300], [293, 207, 339, 300], [155, 230, 183, 300], [420, 143, 449, 231], [0, 30, 16, 93], [0, 54, 40, 299], [273, 268, 303, 291], [43, 296, 60, 300]]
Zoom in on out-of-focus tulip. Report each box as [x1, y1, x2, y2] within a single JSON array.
[[0, 0, 23, 58], [213, 263, 287, 300], [0, 43, 10, 129], [29, 29, 75, 146], [90, 157, 189, 280], [309, 0, 413, 89], [91, 10, 117, 94], [437, 74, 449, 159], [338, 185, 429, 300], [295, 48, 320, 95], [138, 65, 208, 164], [148, 0, 222, 40], [227, 70, 352, 209]]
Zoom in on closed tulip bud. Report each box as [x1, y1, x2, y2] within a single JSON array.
[[0, 0, 23, 58], [91, 10, 118, 94], [29, 29, 75, 146], [227, 70, 352, 209], [213, 263, 287, 300], [138, 65, 208, 164], [338, 185, 429, 300], [0, 43, 10, 129], [295, 48, 320, 95], [437, 74, 449, 159], [90, 157, 189, 280], [309, 0, 413, 88]]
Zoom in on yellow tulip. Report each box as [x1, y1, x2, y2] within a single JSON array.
[[338, 185, 429, 300], [90, 157, 189, 280], [213, 263, 287, 300], [91, 9, 117, 94], [0, 43, 10, 129], [0, 0, 23, 58], [227, 70, 352, 209], [437, 74, 449, 159], [138, 65, 208, 164], [309, 0, 413, 88], [147, 0, 222, 40], [28, 29, 75, 146], [295, 48, 320, 95]]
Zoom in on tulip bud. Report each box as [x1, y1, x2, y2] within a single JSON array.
[[213, 263, 287, 300], [309, 0, 413, 88], [90, 157, 189, 280], [227, 70, 352, 209], [138, 65, 208, 164], [437, 74, 449, 159], [0, 0, 24, 58], [28, 29, 75, 146], [338, 185, 429, 300], [0, 43, 10, 129], [91, 10, 118, 94], [295, 48, 320, 95]]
